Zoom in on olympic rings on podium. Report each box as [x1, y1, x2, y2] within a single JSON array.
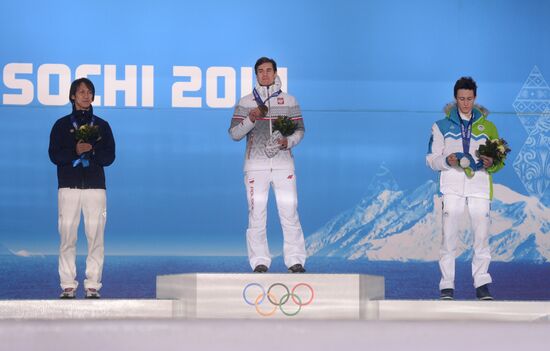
[[242, 282, 315, 316]]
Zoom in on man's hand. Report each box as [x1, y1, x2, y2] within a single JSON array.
[[249, 108, 262, 123], [278, 137, 288, 149], [479, 155, 494, 169], [446, 153, 458, 167], [76, 141, 92, 155]]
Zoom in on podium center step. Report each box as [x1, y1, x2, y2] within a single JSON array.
[[156, 273, 385, 319]]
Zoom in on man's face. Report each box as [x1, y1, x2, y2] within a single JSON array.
[[455, 89, 476, 115], [71, 83, 94, 110], [256, 62, 276, 86]]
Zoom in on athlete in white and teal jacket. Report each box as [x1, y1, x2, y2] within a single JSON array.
[[426, 77, 504, 300]]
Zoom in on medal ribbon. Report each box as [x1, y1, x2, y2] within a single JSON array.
[[253, 87, 282, 111], [458, 110, 473, 155]]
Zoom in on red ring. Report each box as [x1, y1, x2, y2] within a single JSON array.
[[291, 283, 314, 306]]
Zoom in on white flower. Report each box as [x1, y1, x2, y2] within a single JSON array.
[[460, 157, 470, 168]]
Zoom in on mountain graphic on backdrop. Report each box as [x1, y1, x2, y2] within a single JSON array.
[[0, 244, 12, 256], [306, 165, 550, 263]]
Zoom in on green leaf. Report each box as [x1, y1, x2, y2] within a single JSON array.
[[272, 116, 297, 137]]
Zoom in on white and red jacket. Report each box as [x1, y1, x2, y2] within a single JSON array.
[[229, 76, 304, 172]]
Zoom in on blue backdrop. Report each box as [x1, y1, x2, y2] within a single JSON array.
[[1, 0, 549, 266]]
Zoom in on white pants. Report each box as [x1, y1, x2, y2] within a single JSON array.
[[440, 194, 492, 290], [58, 188, 106, 290], [244, 169, 306, 269]]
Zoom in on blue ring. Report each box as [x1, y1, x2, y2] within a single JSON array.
[[243, 283, 265, 306]]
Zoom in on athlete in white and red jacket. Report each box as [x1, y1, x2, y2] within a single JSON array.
[[229, 57, 306, 273]]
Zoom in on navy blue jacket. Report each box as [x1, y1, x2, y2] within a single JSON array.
[[48, 106, 115, 189]]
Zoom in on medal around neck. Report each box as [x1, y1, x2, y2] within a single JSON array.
[[258, 105, 268, 117], [455, 153, 477, 178]]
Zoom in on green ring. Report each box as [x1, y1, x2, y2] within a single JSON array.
[[278, 293, 302, 316]]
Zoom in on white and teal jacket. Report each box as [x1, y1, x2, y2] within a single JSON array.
[[229, 76, 304, 172], [426, 104, 503, 199]]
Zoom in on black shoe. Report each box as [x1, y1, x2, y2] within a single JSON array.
[[253, 264, 268, 273], [476, 284, 494, 300], [288, 264, 306, 273], [440, 288, 454, 300]]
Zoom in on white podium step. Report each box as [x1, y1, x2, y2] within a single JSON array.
[[378, 300, 550, 322], [0, 300, 172, 319], [156, 273, 385, 319], [2, 298, 549, 322]]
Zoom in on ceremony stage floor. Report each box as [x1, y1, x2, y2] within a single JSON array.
[[1, 273, 549, 351]]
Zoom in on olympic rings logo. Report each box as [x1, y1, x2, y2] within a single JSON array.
[[242, 282, 315, 317]]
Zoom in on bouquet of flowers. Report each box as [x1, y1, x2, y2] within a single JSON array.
[[456, 138, 511, 177], [272, 116, 298, 137], [75, 124, 101, 143], [476, 138, 511, 167], [265, 116, 297, 158], [72, 124, 101, 168]]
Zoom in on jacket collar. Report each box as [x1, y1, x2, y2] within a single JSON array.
[[254, 75, 282, 102], [445, 104, 485, 125], [71, 104, 94, 125]]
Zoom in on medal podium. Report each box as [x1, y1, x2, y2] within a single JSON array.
[[2, 273, 550, 351], [156, 273, 385, 319]]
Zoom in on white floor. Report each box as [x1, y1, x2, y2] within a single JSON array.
[[1, 318, 549, 351]]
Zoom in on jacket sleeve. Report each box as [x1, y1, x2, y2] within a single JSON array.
[[91, 121, 115, 167], [485, 123, 505, 174], [48, 120, 77, 166], [229, 102, 255, 141], [286, 99, 304, 149], [426, 123, 451, 171]]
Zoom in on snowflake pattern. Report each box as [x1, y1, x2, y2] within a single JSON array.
[[513, 66, 550, 204]]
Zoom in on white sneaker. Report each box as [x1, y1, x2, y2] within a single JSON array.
[[60, 288, 76, 299], [85, 288, 101, 299]]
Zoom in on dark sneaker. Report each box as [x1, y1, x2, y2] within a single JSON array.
[[288, 264, 306, 273], [253, 264, 268, 273], [440, 288, 454, 300], [60, 288, 76, 299], [476, 284, 494, 300], [85, 288, 101, 299]]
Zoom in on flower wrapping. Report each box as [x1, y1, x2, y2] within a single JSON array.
[[265, 130, 283, 158]]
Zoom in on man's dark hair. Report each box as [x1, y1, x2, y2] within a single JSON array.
[[254, 57, 277, 74], [69, 77, 95, 102], [454, 76, 477, 97]]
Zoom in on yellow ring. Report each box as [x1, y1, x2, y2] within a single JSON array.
[[255, 292, 278, 317]]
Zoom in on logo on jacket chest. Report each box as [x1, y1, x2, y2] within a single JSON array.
[[277, 97, 284, 105]]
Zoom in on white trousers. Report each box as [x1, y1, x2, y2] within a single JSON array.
[[440, 194, 492, 290], [58, 188, 106, 290], [244, 169, 307, 269]]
